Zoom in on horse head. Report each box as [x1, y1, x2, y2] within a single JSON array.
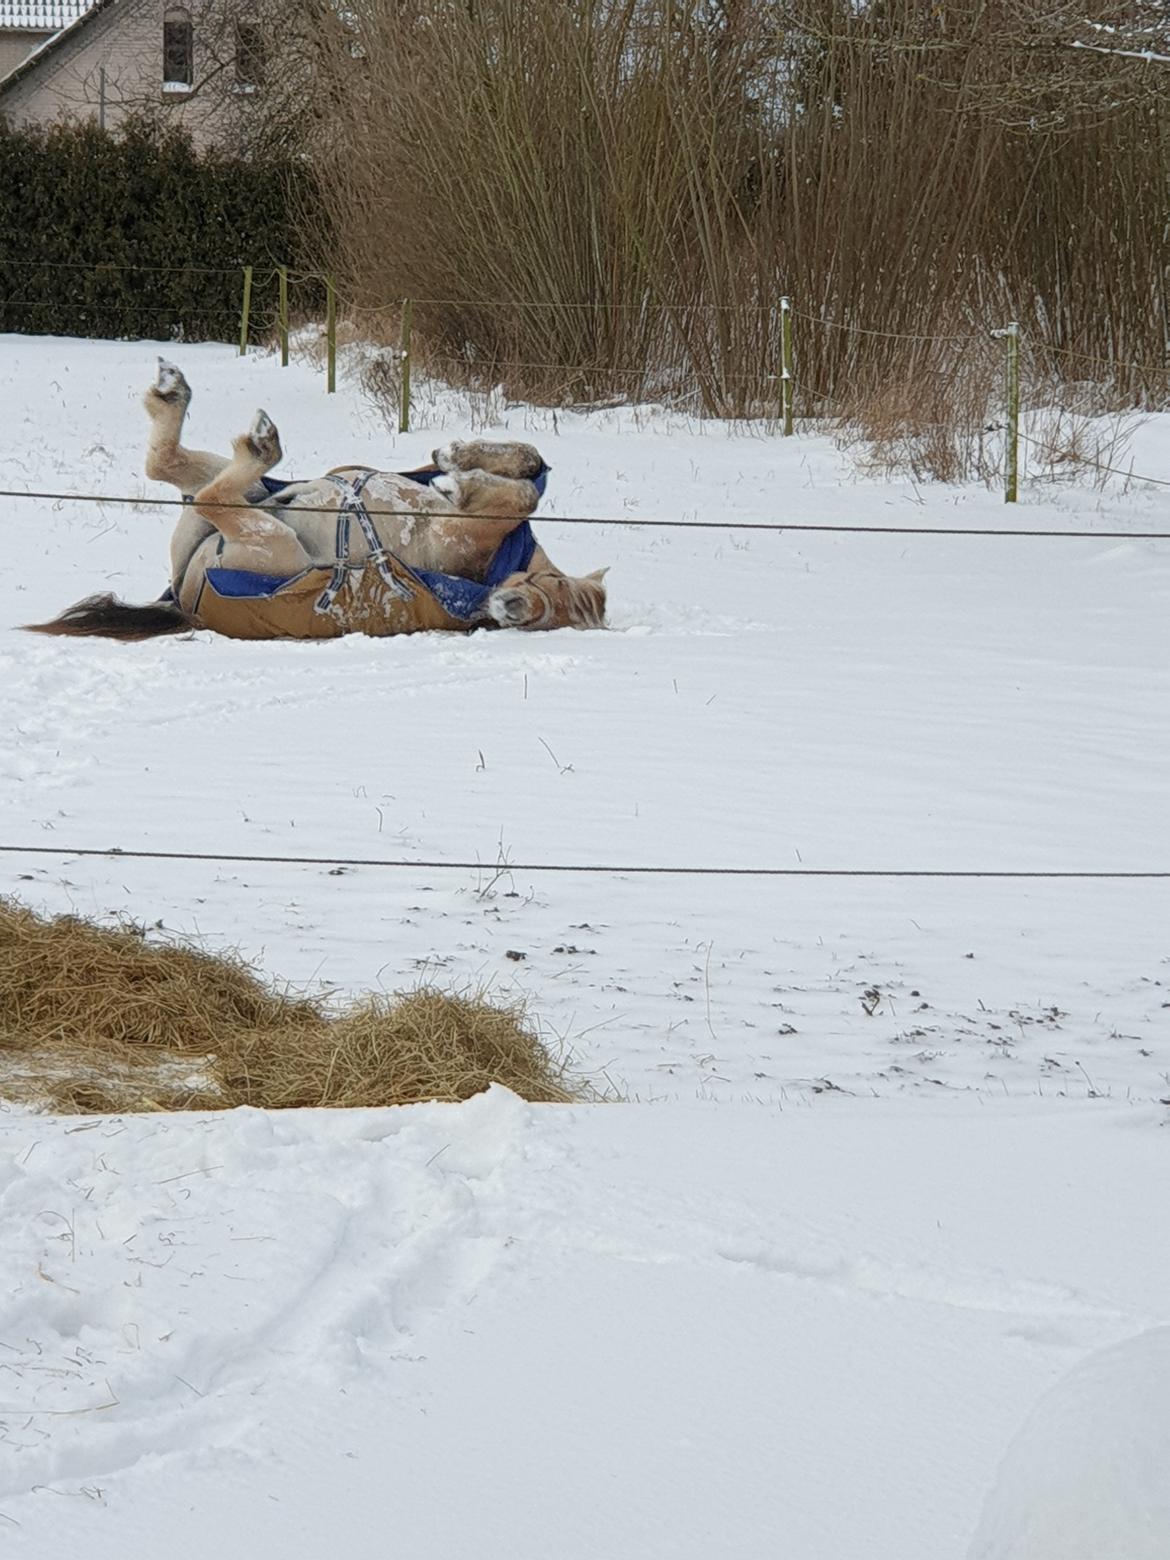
[[488, 567, 608, 631]]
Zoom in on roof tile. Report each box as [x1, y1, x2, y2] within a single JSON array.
[[0, 0, 93, 30]]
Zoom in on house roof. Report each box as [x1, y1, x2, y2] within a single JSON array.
[[0, 0, 113, 93], [0, 0, 93, 29]]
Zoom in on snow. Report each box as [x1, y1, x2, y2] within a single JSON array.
[[1, 334, 1169, 1557], [3, 1091, 1169, 1557], [968, 1326, 1170, 1560]]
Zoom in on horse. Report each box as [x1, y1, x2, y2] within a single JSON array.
[[25, 361, 608, 642]]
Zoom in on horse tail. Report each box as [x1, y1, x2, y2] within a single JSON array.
[[23, 593, 199, 641]]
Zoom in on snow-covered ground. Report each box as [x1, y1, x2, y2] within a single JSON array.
[[969, 1323, 1170, 1560], [1, 335, 1168, 1557]]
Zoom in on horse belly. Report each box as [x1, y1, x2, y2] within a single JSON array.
[[170, 508, 216, 588]]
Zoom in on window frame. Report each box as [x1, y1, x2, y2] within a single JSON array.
[[162, 6, 194, 91], [234, 18, 265, 91]]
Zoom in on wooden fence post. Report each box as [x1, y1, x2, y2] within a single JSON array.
[[278, 266, 289, 368], [326, 275, 336, 394], [780, 296, 794, 437], [399, 297, 413, 434], [238, 265, 253, 357], [996, 320, 1020, 503]]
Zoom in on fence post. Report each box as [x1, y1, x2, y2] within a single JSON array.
[[998, 320, 1020, 504], [399, 297, 413, 434], [326, 275, 336, 394], [780, 296, 794, 437], [238, 265, 253, 357], [278, 266, 289, 368]]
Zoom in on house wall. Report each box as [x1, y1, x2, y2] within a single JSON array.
[[0, 0, 257, 150], [0, 26, 52, 74]]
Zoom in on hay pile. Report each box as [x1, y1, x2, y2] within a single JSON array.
[[0, 900, 579, 1114]]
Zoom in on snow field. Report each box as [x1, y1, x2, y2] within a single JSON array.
[[1, 335, 1168, 1557], [3, 1092, 1168, 1558]]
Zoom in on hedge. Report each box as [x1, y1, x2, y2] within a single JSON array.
[[0, 115, 326, 341]]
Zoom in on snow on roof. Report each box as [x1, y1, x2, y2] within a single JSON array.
[[0, 0, 92, 29]]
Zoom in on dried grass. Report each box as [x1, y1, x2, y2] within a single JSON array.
[[1018, 402, 1146, 491], [832, 340, 1003, 485], [0, 901, 581, 1114]]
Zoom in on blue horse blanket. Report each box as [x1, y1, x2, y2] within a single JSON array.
[[202, 464, 545, 622], [205, 517, 538, 621]]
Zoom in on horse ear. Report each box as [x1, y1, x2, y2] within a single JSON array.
[[587, 567, 609, 582]]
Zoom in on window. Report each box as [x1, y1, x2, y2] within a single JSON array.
[[162, 7, 193, 88], [235, 20, 264, 89]]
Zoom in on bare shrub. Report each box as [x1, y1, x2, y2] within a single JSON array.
[[0, 901, 583, 1113], [297, 0, 1168, 464], [831, 335, 1003, 485], [1019, 403, 1146, 491]]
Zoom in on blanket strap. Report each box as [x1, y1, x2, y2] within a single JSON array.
[[315, 473, 416, 617]]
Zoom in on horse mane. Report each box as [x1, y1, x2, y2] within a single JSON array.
[[567, 577, 607, 629]]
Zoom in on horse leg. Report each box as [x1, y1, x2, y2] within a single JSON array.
[[190, 411, 312, 576], [143, 359, 231, 492], [432, 439, 545, 482], [430, 468, 541, 518], [430, 437, 545, 517]]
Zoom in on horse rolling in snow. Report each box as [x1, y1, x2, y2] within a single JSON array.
[[27, 361, 608, 642]]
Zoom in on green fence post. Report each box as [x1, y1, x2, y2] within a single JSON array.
[[399, 297, 413, 434], [278, 266, 289, 367], [998, 320, 1020, 503], [780, 296, 794, 437], [239, 265, 253, 356], [326, 275, 336, 394]]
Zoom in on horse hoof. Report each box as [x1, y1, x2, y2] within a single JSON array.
[[244, 410, 281, 466], [432, 472, 462, 506], [152, 358, 190, 404]]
